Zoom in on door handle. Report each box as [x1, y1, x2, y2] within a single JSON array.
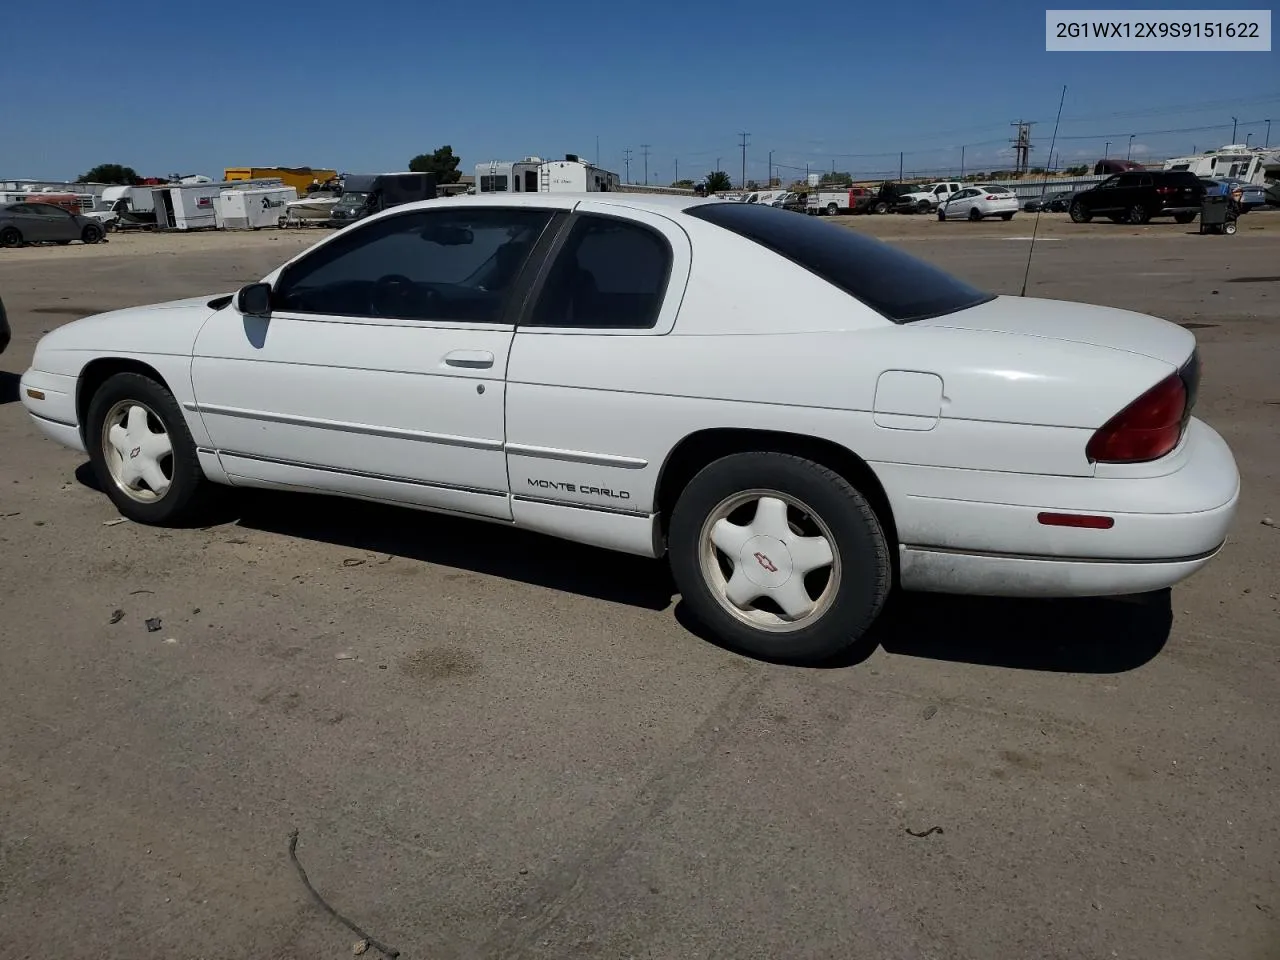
[[443, 349, 495, 369]]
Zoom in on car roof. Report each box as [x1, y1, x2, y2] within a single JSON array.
[[425, 191, 714, 216]]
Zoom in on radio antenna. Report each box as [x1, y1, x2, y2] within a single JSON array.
[[1020, 85, 1067, 298]]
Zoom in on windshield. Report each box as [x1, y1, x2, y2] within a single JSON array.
[[687, 201, 994, 323], [336, 192, 368, 209]]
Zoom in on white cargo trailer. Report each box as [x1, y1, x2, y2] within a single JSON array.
[[215, 186, 297, 230]]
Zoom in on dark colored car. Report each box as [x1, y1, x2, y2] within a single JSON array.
[[0, 294, 9, 354], [1023, 190, 1075, 212], [1069, 170, 1204, 225], [0, 202, 107, 248]]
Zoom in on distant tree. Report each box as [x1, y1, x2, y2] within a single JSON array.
[[1063, 164, 1089, 176], [819, 170, 853, 186], [79, 163, 139, 185], [408, 145, 462, 183], [705, 170, 733, 192], [672, 179, 695, 189], [746, 180, 760, 190]]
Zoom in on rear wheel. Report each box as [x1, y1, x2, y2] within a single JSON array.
[[82, 223, 104, 244], [86, 372, 216, 525], [917, 200, 932, 213], [1126, 204, 1149, 225], [1000, 212, 1013, 221], [0, 226, 22, 248], [668, 452, 891, 664], [968, 207, 982, 221], [936, 208, 946, 221], [826, 202, 839, 216], [1069, 201, 1092, 223]]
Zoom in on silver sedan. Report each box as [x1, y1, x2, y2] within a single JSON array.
[[0, 203, 107, 248]]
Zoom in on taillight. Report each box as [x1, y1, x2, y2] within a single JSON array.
[[1086, 373, 1187, 463], [1156, 186, 1177, 195], [985, 195, 999, 200]]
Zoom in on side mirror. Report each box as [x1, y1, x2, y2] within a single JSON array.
[[236, 282, 272, 316]]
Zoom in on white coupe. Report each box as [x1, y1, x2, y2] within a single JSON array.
[[19, 194, 1240, 664]]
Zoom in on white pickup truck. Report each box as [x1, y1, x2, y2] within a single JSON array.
[[898, 181, 963, 213]]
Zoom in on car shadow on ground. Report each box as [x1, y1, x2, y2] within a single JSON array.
[[73, 469, 1174, 672], [0, 371, 19, 405], [677, 589, 1172, 674]]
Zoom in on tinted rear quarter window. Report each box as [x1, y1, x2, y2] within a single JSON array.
[[687, 202, 993, 323]]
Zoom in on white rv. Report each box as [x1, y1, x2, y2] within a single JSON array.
[[474, 155, 620, 194], [1162, 145, 1270, 185]]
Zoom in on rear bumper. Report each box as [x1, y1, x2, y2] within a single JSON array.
[[881, 417, 1240, 597]]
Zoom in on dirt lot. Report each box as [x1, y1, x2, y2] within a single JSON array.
[[1, 217, 1278, 960]]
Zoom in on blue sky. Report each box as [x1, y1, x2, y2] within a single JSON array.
[[2, 0, 1276, 185]]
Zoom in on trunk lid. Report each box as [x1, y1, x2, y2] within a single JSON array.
[[919, 295, 1195, 368]]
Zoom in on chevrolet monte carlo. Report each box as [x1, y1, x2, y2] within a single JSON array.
[[19, 194, 1241, 663]]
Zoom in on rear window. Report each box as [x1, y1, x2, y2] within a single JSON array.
[[686, 201, 994, 324]]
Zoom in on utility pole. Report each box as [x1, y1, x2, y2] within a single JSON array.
[[1265, 119, 1272, 148], [640, 144, 650, 185], [1009, 120, 1035, 173], [898, 151, 903, 180], [1103, 140, 1110, 159], [960, 145, 965, 179], [623, 148, 632, 184], [1231, 116, 1238, 142], [768, 150, 773, 186], [738, 132, 750, 188], [596, 136, 599, 166], [1127, 134, 1134, 161], [674, 158, 678, 183]]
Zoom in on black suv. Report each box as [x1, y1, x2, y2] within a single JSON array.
[[1069, 170, 1204, 225]]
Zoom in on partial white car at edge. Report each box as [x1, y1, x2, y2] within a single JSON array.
[[19, 193, 1239, 664]]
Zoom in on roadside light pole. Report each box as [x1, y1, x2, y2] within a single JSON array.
[[1104, 140, 1111, 159], [1127, 134, 1134, 160]]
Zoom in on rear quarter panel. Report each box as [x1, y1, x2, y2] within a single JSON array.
[[504, 219, 1176, 516]]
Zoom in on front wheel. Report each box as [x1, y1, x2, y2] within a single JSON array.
[[1069, 201, 1092, 223], [86, 372, 216, 525], [873, 201, 889, 215], [1126, 204, 1149, 225], [0, 226, 22, 248], [82, 224, 104, 244], [917, 200, 932, 214], [968, 207, 982, 221], [668, 452, 891, 664], [936, 208, 946, 221]]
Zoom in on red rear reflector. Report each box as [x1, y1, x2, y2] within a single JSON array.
[[1086, 373, 1187, 463], [1037, 512, 1115, 529], [985, 195, 998, 199]]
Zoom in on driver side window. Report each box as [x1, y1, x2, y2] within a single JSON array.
[[272, 207, 556, 323]]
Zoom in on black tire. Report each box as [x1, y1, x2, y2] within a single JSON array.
[[1000, 212, 1013, 221], [917, 200, 932, 213], [1069, 201, 1092, 223], [936, 208, 946, 221], [873, 201, 889, 215], [967, 207, 982, 221], [668, 452, 891, 664], [82, 224, 104, 244], [85, 372, 216, 525], [0, 226, 22, 248], [1174, 211, 1196, 224], [1126, 204, 1149, 225], [826, 202, 839, 216]]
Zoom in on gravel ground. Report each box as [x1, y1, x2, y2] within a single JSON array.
[[0, 217, 1277, 960]]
